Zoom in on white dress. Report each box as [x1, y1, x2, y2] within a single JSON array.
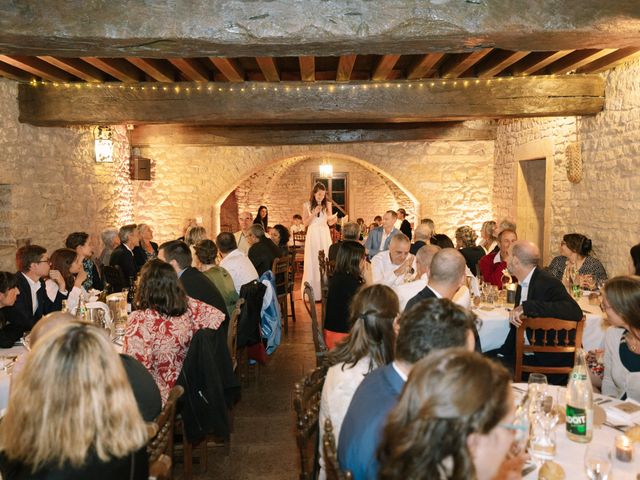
[[301, 201, 333, 299]]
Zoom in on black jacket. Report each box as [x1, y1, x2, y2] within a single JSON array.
[[2, 273, 65, 331], [109, 244, 139, 288], [399, 219, 412, 240], [132, 242, 159, 269], [248, 238, 282, 276], [0, 309, 24, 348], [176, 328, 240, 443], [180, 267, 230, 328]]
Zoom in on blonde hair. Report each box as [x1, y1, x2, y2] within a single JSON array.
[[0, 322, 148, 472], [185, 226, 207, 246]]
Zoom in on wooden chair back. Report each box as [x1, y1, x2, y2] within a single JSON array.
[[149, 454, 172, 480], [293, 365, 328, 480], [318, 250, 330, 327], [147, 385, 184, 475], [303, 281, 329, 366], [272, 255, 290, 333], [293, 230, 307, 247], [514, 316, 585, 382], [323, 418, 353, 480], [227, 298, 244, 371]]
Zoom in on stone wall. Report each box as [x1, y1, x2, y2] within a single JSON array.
[[493, 58, 640, 276]]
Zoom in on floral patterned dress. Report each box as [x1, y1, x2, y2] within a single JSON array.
[[123, 297, 225, 403]]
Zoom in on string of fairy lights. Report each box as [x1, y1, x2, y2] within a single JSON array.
[[26, 74, 566, 94]]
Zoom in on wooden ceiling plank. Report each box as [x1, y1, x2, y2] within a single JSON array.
[[255, 57, 280, 82], [372, 54, 401, 81], [475, 50, 530, 78], [512, 50, 575, 75], [576, 47, 640, 73], [336, 55, 357, 82], [0, 61, 33, 81], [81, 57, 143, 82], [407, 53, 445, 79], [298, 56, 315, 82], [37, 56, 105, 82], [126, 58, 175, 82], [0, 55, 71, 82], [167, 58, 209, 82], [546, 48, 618, 75], [440, 49, 493, 78], [209, 58, 245, 82]]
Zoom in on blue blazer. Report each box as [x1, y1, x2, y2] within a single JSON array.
[[338, 363, 405, 480], [364, 227, 398, 260]]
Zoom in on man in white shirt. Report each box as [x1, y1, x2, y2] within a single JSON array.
[[394, 244, 440, 310], [216, 232, 259, 294], [371, 233, 415, 287], [234, 211, 253, 255]]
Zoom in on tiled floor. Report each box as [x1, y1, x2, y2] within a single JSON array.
[[175, 283, 316, 479]]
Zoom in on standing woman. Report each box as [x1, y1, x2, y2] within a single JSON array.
[[301, 183, 336, 299], [253, 206, 269, 231]]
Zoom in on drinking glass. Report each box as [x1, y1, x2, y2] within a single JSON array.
[[529, 387, 561, 463], [528, 373, 548, 385], [584, 444, 612, 480]]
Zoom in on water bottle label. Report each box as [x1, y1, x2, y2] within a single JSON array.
[[566, 405, 591, 436], [570, 372, 587, 381]]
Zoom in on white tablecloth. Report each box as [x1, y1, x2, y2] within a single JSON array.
[[475, 297, 607, 353], [0, 345, 26, 412]]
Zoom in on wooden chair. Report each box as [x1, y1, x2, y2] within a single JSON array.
[[293, 230, 307, 272], [149, 454, 172, 480], [293, 365, 328, 480], [147, 385, 184, 479], [323, 419, 353, 480], [272, 255, 290, 334], [303, 281, 329, 367], [227, 298, 244, 371], [514, 316, 586, 382], [287, 251, 297, 325], [318, 250, 329, 327]]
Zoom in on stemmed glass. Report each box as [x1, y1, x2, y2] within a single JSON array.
[[584, 444, 612, 480], [529, 385, 561, 463]]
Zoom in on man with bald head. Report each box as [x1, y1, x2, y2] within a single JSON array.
[[409, 222, 433, 255], [371, 233, 415, 287], [394, 244, 440, 310], [234, 211, 253, 255]]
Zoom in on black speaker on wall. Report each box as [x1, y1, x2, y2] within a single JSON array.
[[131, 157, 151, 181]]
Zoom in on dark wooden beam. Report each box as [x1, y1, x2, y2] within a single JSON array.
[[0, 55, 71, 82], [209, 58, 244, 82], [512, 51, 574, 75], [576, 47, 640, 73], [440, 49, 493, 79], [0, 61, 35, 81], [37, 56, 105, 82], [546, 49, 617, 75], [1, 1, 639, 57], [131, 122, 497, 146], [126, 58, 175, 82], [80, 57, 143, 82], [299, 56, 315, 82], [167, 58, 209, 81], [256, 57, 280, 81], [18, 76, 605, 126], [372, 55, 401, 81], [336, 55, 357, 82], [475, 50, 530, 78], [407, 53, 445, 80]]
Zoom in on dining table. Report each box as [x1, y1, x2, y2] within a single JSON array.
[[474, 295, 608, 353]]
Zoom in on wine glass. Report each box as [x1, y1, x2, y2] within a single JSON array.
[[584, 444, 612, 480], [529, 387, 561, 464]]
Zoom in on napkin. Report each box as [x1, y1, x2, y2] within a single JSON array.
[[603, 399, 640, 426]]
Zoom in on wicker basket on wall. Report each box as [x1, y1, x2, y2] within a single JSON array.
[[566, 142, 582, 184]]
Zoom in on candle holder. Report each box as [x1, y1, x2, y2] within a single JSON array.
[[615, 434, 633, 462]]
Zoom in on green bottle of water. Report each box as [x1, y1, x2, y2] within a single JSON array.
[[566, 348, 593, 443]]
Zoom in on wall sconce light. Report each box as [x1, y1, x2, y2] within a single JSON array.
[[319, 161, 333, 178], [92, 125, 114, 163]]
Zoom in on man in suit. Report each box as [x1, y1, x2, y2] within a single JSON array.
[[338, 298, 476, 480], [158, 240, 230, 328], [497, 240, 583, 372], [328, 222, 359, 262], [364, 210, 398, 260], [246, 224, 282, 276], [109, 224, 140, 289], [3, 245, 67, 332]]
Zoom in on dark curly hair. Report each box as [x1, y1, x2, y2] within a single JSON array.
[[64, 232, 89, 251], [134, 259, 188, 316], [563, 233, 592, 257]]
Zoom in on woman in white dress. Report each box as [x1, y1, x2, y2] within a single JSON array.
[[301, 182, 336, 299]]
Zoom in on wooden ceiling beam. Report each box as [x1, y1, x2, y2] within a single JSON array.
[[512, 50, 575, 75], [298, 56, 315, 82], [407, 53, 445, 80], [256, 57, 280, 82], [18, 76, 605, 126], [0, 55, 71, 82], [167, 58, 209, 82], [440, 49, 493, 78], [0, 61, 33, 82], [37, 56, 105, 82], [80, 57, 143, 82], [546, 49, 617, 75], [372, 54, 401, 81], [576, 47, 640, 73], [475, 50, 530, 78], [336, 55, 357, 82], [209, 58, 245, 82], [126, 58, 175, 82]]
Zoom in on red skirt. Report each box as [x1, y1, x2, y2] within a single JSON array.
[[324, 329, 349, 350]]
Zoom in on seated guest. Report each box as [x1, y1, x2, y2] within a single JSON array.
[[185, 226, 208, 267], [396, 208, 412, 240], [290, 214, 305, 236], [0, 272, 22, 348], [548, 233, 608, 288], [65, 232, 103, 291], [216, 232, 259, 294], [193, 239, 239, 318], [455, 225, 484, 276], [378, 349, 518, 480], [478, 220, 498, 254], [132, 223, 158, 268], [356, 218, 366, 241], [630, 244, 640, 275], [109, 224, 140, 289], [234, 211, 253, 255], [339, 298, 477, 480], [45, 248, 87, 314], [246, 224, 282, 276], [0, 321, 150, 479], [97, 228, 119, 273], [371, 233, 415, 287], [602, 276, 640, 402], [393, 244, 439, 310], [324, 242, 367, 349], [270, 224, 291, 256], [123, 259, 224, 402], [429, 232, 454, 249], [319, 284, 398, 479], [478, 229, 518, 288], [4, 245, 67, 332], [364, 211, 398, 260], [158, 240, 230, 328], [409, 222, 432, 255], [328, 222, 359, 262]]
